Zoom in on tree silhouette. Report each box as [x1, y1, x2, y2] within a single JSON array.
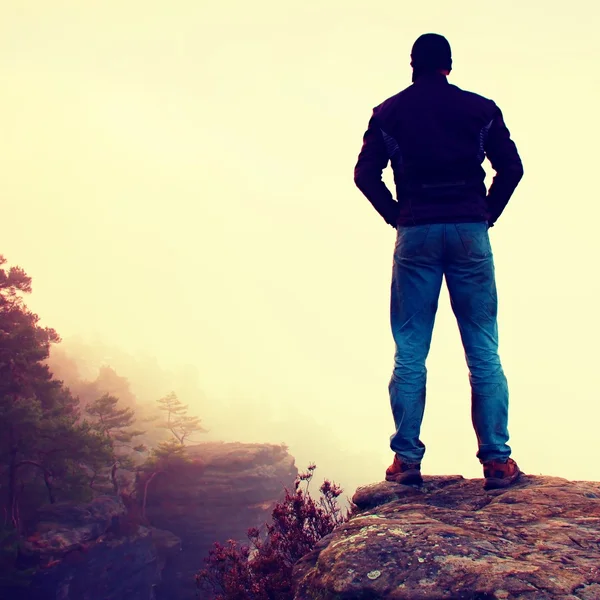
[[156, 391, 206, 445], [0, 256, 114, 527], [86, 393, 144, 447], [86, 393, 146, 493]]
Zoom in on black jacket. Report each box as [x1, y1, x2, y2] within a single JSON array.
[[354, 73, 523, 227]]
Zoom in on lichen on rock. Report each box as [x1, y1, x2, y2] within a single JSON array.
[[293, 475, 600, 600]]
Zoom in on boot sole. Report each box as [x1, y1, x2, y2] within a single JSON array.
[[483, 469, 522, 490], [385, 470, 423, 485]]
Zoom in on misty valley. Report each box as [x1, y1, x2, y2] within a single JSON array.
[[0, 255, 348, 600]]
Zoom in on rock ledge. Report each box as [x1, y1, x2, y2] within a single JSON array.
[[293, 475, 600, 600]]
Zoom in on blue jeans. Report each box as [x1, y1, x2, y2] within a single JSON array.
[[389, 222, 511, 464]]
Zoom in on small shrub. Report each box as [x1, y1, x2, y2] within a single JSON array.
[[196, 464, 348, 600]]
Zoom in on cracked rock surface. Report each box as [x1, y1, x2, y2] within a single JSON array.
[[293, 475, 600, 600]]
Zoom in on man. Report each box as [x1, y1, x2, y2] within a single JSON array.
[[354, 33, 524, 490]]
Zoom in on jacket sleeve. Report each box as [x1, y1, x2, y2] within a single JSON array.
[[354, 113, 399, 227], [484, 106, 524, 227]]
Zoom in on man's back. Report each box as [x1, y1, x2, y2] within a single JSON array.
[[354, 73, 523, 228]]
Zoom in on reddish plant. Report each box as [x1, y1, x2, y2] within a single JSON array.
[[195, 464, 348, 600]]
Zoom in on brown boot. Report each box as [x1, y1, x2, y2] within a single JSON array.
[[385, 455, 423, 485], [483, 458, 522, 490]]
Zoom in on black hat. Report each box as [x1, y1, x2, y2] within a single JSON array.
[[411, 33, 452, 75]]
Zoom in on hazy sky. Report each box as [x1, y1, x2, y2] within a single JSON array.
[[1, 1, 599, 491]]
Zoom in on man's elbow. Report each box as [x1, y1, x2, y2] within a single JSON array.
[[498, 160, 524, 186], [354, 165, 365, 189], [354, 165, 376, 193], [512, 161, 524, 187], [514, 160, 524, 181]]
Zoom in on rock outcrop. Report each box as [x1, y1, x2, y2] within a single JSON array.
[[293, 475, 600, 600], [144, 441, 298, 600], [13, 495, 181, 600], [3, 442, 296, 600]]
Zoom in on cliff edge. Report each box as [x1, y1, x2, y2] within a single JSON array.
[[293, 475, 600, 600]]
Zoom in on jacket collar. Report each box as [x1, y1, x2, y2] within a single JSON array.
[[413, 72, 449, 85]]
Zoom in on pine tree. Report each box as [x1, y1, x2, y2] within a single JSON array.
[[0, 256, 114, 527], [85, 393, 146, 492], [156, 391, 206, 445], [86, 393, 144, 448]]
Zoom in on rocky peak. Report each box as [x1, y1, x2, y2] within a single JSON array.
[[293, 475, 600, 600]]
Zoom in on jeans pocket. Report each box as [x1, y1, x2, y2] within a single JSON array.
[[455, 222, 492, 258], [394, 225, 431, 258]]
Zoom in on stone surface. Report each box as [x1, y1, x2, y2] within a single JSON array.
[[293, 475, 600, 600], [13, 496, 181, 600], [22, 495, 128, 558], [144, 441, 298, 600]]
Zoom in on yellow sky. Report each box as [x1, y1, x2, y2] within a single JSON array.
[[1, 0, 599, 491]]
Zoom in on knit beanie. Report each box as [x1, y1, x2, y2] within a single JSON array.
[[411, 33, 452, 81]]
